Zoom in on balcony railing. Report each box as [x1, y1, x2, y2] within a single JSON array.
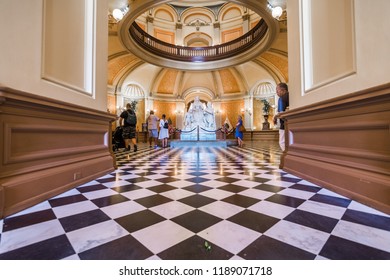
[[129, 19, 268, 62]]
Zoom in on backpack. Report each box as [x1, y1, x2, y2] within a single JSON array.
[[126, 111, 137, 126]]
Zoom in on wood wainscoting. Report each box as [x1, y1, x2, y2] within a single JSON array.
[[245, 130, 279, 141], [280, 84, 390, 214], [0, 87, 117, 218]]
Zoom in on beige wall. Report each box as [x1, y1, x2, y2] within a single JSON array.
[[152, 100, 177, 127], [0, 0, 109, 112], [288, 0, 390, 108]]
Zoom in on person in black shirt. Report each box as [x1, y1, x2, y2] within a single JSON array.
[[120, 103, 138, 152]]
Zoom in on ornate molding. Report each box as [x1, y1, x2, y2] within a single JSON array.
[[146, 15, 154, 23], [242, 14, 250, 21]]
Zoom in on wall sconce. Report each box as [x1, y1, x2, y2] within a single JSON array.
[[245, 108, 252, 116], [116, 106, 124, 115], [174, 110, 183, 115]]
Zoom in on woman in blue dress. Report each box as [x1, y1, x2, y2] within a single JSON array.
[[235, 115, 244, 147]]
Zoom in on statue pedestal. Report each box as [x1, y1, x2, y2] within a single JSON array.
[[180, 126, 216, 141], [180, 132, 216, 141], [262, 114, 270, 130], [200, 133, 216, 140], [170, 140, 235, 148], [182, 96, 218, 141], [180, 133, 197, 141]]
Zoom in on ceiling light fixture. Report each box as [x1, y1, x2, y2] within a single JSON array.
[[271, 6, 283, 19], [112, 5, 129, 22], [267, 2, 284, 20], [112, 9, 124, 21]]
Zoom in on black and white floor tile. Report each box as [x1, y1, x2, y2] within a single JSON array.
[[1, 141, 390, 260]]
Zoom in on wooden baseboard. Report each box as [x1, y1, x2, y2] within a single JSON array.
[[0, 87, 116, 218], [241, 130, 279, 141], [281, 84, 390, 214]]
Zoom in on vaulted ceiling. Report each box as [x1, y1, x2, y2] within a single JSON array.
[[107, 0, 288, 101]]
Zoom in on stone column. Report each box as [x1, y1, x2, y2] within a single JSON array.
[[176, 23, 183, 45], [242, 13, 250, 34], [244, 96, 253, 130], [146, 15, 154, 35], [213, 22, 221, 45]]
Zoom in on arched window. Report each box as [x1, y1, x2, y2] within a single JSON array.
[[122, 84, 145, 111], [252, 82, 275, 99]]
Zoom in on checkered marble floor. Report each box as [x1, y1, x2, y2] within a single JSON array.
[[1, 141, 390, 260]]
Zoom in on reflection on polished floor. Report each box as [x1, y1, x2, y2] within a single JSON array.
[[1, 141, 390, 260]]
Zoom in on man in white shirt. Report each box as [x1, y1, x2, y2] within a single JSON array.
[[147, 110, 159, 148]]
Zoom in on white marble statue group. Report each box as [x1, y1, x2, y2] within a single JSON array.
[[181, 96, 217, 140], [183, 96, 216, 131]]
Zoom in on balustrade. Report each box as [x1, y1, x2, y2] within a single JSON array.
[[129, 19, 268, 62]]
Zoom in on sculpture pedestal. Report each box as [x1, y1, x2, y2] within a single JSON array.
[[170, 140, 236, 148], [180, 126, 216, 141], [180, 133, 217, 140], [182, 96, 217, 141], [262, 115, 270, 130]]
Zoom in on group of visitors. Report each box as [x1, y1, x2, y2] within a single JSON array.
[[120, 82, 289, 152], [146, 110, 169, 148], [119, 106, 170, 152]]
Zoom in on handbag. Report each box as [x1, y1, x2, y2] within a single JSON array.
[[163, 121, 169, 129], [239, 124, 246, 132]]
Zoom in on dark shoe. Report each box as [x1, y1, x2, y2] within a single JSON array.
[[126, 145, 130, 151], [134, 145, 137, 152]]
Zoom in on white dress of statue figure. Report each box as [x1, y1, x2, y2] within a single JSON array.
[[183, 108, 194, 130], [203, 101, 216, 129], [190, 96, 205, 127]]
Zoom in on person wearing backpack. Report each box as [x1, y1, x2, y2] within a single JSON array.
[[158, 114, 169, 148], [119, 103, 138, 152]]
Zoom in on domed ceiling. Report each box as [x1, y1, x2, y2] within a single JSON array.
[[108, 0, 287, 102]]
